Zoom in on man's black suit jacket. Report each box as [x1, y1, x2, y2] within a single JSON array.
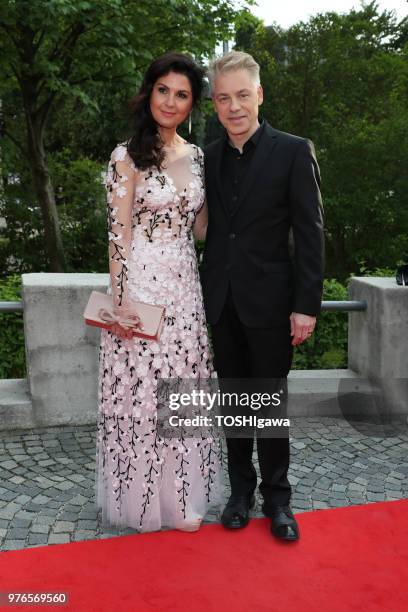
[[200, 121, 325, 328]]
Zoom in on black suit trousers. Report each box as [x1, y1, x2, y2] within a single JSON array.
[[211, 286, 294, 507]]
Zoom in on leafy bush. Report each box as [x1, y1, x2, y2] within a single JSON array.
[[0, 275, 26, 379], [355, 264, 396, 278]]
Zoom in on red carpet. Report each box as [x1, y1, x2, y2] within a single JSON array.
[[1, 500, 407, 611]]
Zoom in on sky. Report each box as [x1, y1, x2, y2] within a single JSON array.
[[247, 0, 407, 28]]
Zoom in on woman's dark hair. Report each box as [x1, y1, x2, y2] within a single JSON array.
[[127, 52, 204, 171]]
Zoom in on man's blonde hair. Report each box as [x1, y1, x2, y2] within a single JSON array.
[[207, 50, 260, 92]]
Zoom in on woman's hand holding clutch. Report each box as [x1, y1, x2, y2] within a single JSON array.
[[83, 291, 165, 341], [111, 306, 140, 339]]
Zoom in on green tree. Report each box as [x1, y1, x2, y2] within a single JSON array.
[[0, 0, 238, 272], [235, 2, 408, 278]]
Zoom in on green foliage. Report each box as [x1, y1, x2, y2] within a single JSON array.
[[0, 151, 108, 274], [356, 264, 396, 277], [235, 2, 408, 279], [0, 275, 26, 379], [49, 151, 107, 272], [0, 0, 242, 272], [0, 166, 48, 275], [292, 278, 348, 369]]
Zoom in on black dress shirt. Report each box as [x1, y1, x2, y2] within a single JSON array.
[[221, 120, 265, 213]]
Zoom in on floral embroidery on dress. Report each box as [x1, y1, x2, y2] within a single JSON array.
[[96, 142, 221, 532]]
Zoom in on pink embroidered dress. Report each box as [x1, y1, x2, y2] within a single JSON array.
[[95, 141, 221, 532]]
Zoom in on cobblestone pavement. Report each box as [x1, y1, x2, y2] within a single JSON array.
[[0, 417, 407, 551]]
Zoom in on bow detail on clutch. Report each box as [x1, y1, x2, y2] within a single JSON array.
[[98, 308, 144, 331]]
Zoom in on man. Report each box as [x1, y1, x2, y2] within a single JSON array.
[[201, 51, 324, 541]]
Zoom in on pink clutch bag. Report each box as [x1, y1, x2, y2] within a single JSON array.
[[83, 291, 166, 341]]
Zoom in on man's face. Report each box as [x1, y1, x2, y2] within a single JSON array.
[[212, 68, 263, 138]]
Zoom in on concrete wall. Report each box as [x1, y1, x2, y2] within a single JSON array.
[[349, 277, 408, 415], [21, 273, 108, 427]]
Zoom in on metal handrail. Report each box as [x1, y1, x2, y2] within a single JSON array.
[[0, 301, 24, 312], [0, 300, 367, 313], [321, 300, 367, 311]]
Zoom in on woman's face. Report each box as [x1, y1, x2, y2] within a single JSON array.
[[150, 71, 193, 130]]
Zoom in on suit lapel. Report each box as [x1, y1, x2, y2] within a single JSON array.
[[231, 122, 278, 217]]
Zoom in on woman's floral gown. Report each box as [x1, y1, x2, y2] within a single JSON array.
[[95, 141, 222, 532]]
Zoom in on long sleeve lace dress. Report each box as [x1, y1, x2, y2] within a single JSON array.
[[95, 141, 221, 532]]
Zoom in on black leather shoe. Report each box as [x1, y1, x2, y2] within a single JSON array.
[[262, 504, 299, 541], [221, 494, 256, 529]]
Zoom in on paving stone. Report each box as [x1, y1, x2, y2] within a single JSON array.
[[367, 483, 385, 493], [315, 479, 331, 491], [14, 495, 32, 505], [27, 533, 49, 545], [54, 495, 76, 506], [366, 493, 386, 502], [43, 440, 61, 448], [30, 523, 50, 534], [9, 476, 26, 484], [34, 515, 57, 526], [292, 500, 311, 510], [329, 491, 348, 500], [69, 494, 88, 506], [0, 460, 18, 469], [332, 484, 347, 492], [12, 518, 32, 528], [1, 540, 26, 550], [385, 482, 402, 491], [78, 511, 99, 521], [53, 481, 75, 491], [348, 496, 366, 504], [7, 527, 29, 539], [330, 499, 350, 508], [0, 507, 20, 520], [296, 485, 311, 494], [389, 471, 406, 480], [52, 521, 75, 533], [33, 507, 59, 518], [78, 520, 98, 529], [72, 530, 95, 541], [33, 476, 56, 488], [38, 460, 57, 467], [348, 483, 365, 492], [68, 474, 87, 483], [354, 476, 369, 485], [312, 501, 329, 509], [0, 490, 19, 502], [31, 494, 51, 505], [48, 533, 70, 544]]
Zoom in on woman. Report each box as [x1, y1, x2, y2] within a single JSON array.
[[95, 52, 221, 533]]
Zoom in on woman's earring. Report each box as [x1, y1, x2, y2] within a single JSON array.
[[188, 112, 192, 136]]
